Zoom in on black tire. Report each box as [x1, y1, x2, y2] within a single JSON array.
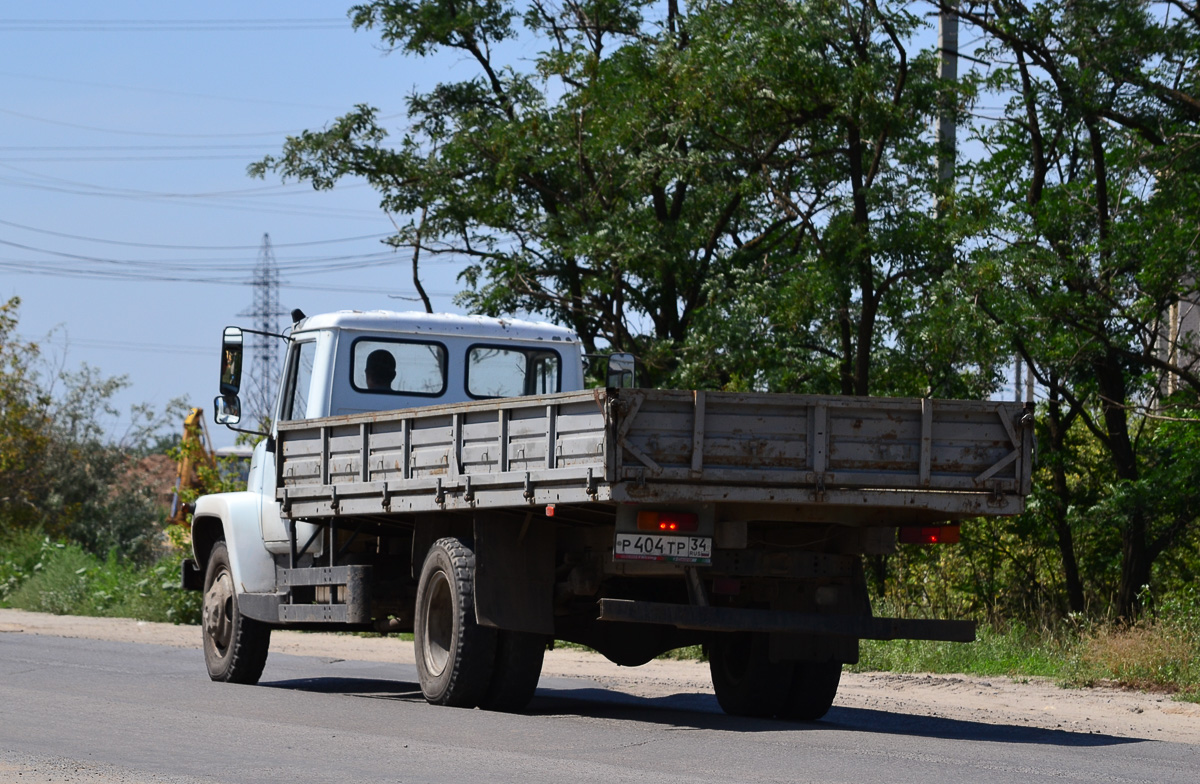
[[780, 661, 842, 721], [414, 537, 497, 708], [708, 632, 794, 718], [480, 630, 547, 713], [202, 541, 271, 684]]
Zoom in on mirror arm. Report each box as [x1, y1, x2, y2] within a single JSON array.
[[222, 423, 269, 437], [239, 327, 292, 341]]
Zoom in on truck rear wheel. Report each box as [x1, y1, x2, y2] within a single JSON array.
[[202, 541, 271, 684], [414, 537, 497, 708], [781, 661, 842, 721], [481, 631, 546, 712], [708, 632, 792, 718]]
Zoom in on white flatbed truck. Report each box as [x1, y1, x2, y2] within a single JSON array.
[[184, 309, 1033, 719]]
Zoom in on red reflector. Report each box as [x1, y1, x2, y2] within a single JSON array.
[[545, 505, 555, 517], [712, 577, 741, 596], [637, 511, 699, 532], [899, 525, 960, 545]]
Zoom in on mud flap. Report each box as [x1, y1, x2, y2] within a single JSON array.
[[473, 513, 555, 635]]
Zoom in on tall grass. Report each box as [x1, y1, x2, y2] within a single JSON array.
[[855, 622, 1070, 679], [852, 607, 1200, 703], [0, 530, 200, 624]]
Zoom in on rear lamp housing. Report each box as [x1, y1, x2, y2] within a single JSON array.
[[898, 525, 961, 545], [636, 511, 700, 533]]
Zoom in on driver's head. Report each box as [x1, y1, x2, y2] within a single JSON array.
[[365, 349, 397, 390]]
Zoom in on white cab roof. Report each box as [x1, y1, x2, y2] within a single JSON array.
[[291, 310, 578, 343]]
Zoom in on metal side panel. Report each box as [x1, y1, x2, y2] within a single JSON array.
[[615, 391, 1031, 493], [276, 390, 1032, 520]]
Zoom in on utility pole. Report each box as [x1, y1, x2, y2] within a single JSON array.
[[239, 233, 285, 425], [936, 1, 959, 214]]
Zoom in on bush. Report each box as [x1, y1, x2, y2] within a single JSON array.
[[6, 540, 95, 615], [0, 528, 48, 604], [1, 534, 200, 625], [1062, 592, 1200, 701]]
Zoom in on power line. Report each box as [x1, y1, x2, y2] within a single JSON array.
[[0, 19, 347, 33], [3, 154, 275, 162], [0, 240, 407, 272], [0, 70, 347, 112], [0, 162, 371, 199], [0, 145, 275, 151], [0, 218, 391, 250], [0, 174, 383, 221], [0, 260, 461, 297], [0, 108, 311, 139], [27, 335, 211, 357]]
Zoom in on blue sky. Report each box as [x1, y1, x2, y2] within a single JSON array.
[[2, 3, 1002, 449], [1, 3, 497, 447]]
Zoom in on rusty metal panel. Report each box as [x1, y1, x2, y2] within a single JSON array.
[[408, 412, 454, 479], [460, 409, 501, 475], [275, 389, 1031, 523]]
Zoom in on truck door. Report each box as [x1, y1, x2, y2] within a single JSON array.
[[260, 338, 321, 552]]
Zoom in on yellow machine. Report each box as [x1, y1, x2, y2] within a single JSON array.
[[168, 407, 216, 527]]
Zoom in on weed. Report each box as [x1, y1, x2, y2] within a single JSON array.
[[1065, 621, 1199, 697], [1, 534, 200, 624]]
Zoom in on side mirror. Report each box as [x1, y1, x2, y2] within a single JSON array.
[[219, 327, 244, 396], [213, 395, 242, 426], [607, 353, 637, 388]]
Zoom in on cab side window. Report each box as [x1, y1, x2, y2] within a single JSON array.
[[281, 340, 317, 421], [466, 346, 561, 398]]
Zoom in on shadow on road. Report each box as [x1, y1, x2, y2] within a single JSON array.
[[263, 677, 425, 701], [261, 675, 1144, 748]]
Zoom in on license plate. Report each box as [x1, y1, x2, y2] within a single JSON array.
[[613, 533, 712, 564]]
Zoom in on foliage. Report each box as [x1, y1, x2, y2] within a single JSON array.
[[0, 534, 201, 625], [254, 0, 995, 393], [951, 0, 1200, 617], [855, 620, 1071, 679], [0, 296, 53, 530], [0, 526, 50, 606], [0, 296, 188, 564]]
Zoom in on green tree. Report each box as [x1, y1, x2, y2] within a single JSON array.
[[254, 0, 993, 391], [950, 0, 1200, 617], [0, 297, 187, 563], [0, 297, 52, 528]]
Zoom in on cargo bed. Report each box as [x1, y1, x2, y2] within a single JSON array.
[[275, 389, 1033, 524]]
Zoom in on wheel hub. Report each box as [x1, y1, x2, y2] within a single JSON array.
[[203, 570, 235, 653], [422, 570, 453, 677]]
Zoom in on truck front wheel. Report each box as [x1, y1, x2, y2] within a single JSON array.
[[414, 537, 497, 707], [202, 541, 271, 684]]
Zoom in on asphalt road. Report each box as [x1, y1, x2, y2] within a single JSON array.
[[1, 633, 1195, 784]]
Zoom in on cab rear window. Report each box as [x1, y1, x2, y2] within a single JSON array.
[[351, 338, 446, 396]]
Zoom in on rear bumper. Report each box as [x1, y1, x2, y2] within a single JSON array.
[[597, 599, 976, 642]]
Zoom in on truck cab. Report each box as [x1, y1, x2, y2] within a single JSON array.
[[269, 310, 585, 421], [218, 310, 584, 557]]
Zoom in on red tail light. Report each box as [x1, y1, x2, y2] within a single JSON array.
[[636, 511, 699, 532], [899, 525, 960, 545]]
